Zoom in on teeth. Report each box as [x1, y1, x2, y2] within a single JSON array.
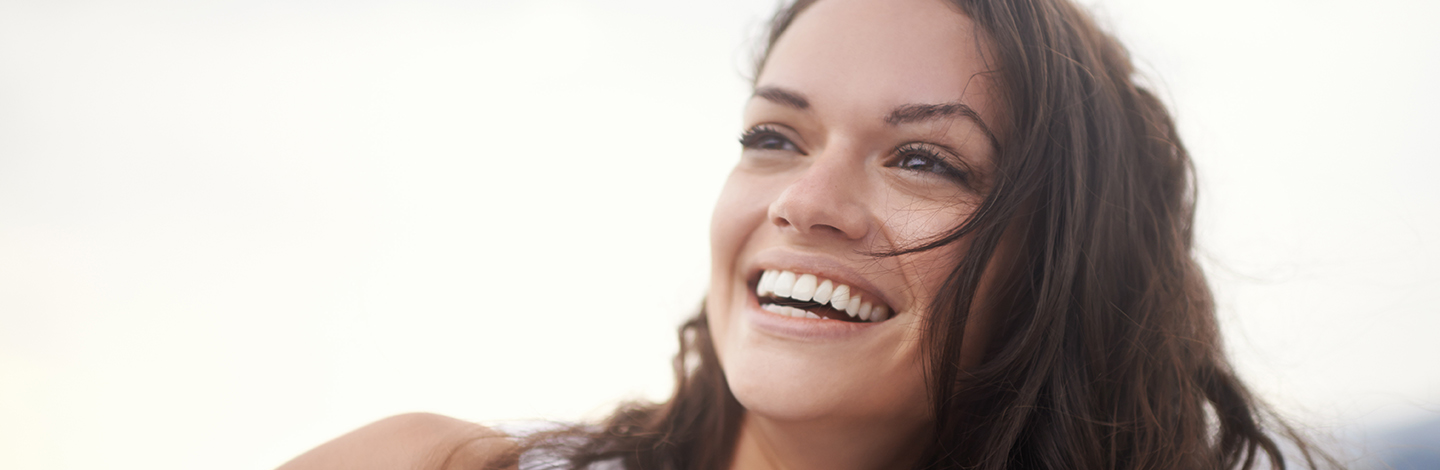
[[755, 269, 891, 322], [813, 280, 833, 305], [830, 285, 849, 310], [772, 271, 796, 297], [791, 274, 817, 302], [757, 270, 778, 297]]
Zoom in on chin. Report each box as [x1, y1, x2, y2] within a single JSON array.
[[723, 346, 860, 421], [714, 319, 930, 424], [707, 275, 932, 425]]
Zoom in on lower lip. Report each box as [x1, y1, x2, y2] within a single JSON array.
[[743, 290, 881, 341]]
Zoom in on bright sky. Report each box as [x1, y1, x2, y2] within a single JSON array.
[[1, 1, 1436, 469]]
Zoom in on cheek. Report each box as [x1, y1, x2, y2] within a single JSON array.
[[881, 196, 989, 362], [882, 199, 973, 290], [882, 191, 976, 242], [706, 171, 775, 329], [890, 221, 997, 370]]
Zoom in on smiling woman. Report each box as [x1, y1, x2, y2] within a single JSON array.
[[278, 0, 1341, 469]]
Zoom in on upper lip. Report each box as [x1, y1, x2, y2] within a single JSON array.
[[744, 249, 898, 313]]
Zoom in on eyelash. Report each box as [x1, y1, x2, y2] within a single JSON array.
[[890, 142, 969, 184], [738, 125, 802, 153], [738, 125, 969, 184]]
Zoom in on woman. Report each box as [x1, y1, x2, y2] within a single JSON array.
[[281, 0, 1338, 469]]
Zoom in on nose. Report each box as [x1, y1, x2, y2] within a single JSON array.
[[768, 147, 871, 241]]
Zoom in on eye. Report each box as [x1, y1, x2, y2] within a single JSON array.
[[891, 143, 969, 184], [739, 125, 803, 153]]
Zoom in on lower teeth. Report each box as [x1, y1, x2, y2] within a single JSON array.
[[762, 303, 860, 322]]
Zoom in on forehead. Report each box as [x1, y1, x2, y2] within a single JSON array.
[[755, 0, 999, 124]]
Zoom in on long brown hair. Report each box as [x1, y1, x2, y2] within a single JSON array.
[[515, 1, 1340, 469]]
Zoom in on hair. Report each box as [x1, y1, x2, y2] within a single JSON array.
[[506, 0, 1343, 469]]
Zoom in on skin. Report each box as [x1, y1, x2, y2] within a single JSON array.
[[274, 412, 515, 470], [276, 0, 1004, 469], [707, 0, 1004, 469]]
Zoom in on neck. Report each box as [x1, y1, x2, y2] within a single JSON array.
[[727, 411, 931, 470]]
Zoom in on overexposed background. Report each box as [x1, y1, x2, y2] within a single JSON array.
[[1, 1, 1436, 469]]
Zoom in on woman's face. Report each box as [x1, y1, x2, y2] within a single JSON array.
[[706, 0, 1003, 428]]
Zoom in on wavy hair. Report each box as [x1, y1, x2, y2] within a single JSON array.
[[513, 1, 1341, 469]]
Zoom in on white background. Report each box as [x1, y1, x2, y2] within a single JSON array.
[[1, 1, 1436, 469]]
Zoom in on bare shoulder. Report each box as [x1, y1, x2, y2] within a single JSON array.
[[276, 412, 518, 470]]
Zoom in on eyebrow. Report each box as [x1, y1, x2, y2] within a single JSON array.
[[751, 85, 1000, 152], [886, 102, 1001, 152], [752, 86, 810, 110]]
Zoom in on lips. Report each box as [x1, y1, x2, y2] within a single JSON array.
[[755, 269, 892, 322]]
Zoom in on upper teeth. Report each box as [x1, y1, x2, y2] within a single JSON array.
[[756, 269, 889, 322]]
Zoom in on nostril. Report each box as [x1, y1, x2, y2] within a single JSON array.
[[771, 212, 861, 239], [810, 223, 846, 236], [767, 179, 870, 240]]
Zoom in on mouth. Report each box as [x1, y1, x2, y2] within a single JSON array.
[[754, 269, 892, 323]]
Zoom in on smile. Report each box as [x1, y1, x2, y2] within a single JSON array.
[[755, 269, 891, 322]]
